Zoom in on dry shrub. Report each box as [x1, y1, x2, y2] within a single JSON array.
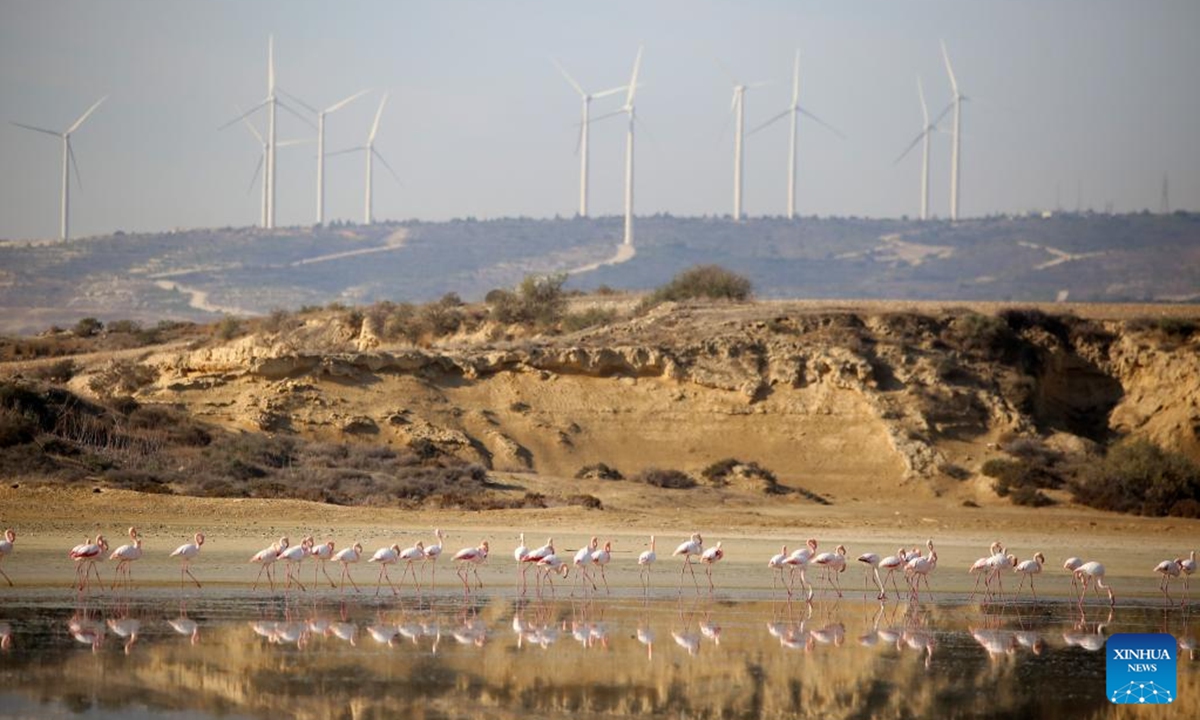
[[1070, 438, 1200, 517], [633, 468, 696, 489], [575, 463, 623, 481]]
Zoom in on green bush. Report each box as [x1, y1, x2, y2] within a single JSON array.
[[643, 265, 752, 307], [562, 307, 617, 332], [214, 316, 242, 341], [73, 317, 104, 338], [487, 274, 569, 327], [1070, 438, 1200, 516]]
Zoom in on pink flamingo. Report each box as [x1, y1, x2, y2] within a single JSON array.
[[573, 537, 598, 596], [877, 548, 908, 600], [536, 553, 569, 599], [332, 541, 363, 592], [673, 533, 704, 594], [249, 536, 288, 591], [368, 544, 401, 596], [169, 532, 205, 588], [278, 537, 310, 592], [1154, 557, 1183, 606], [452, 540, 489, 594], [906, 550, 938, 603], [1076, 561, 1115, 607], [768, 545, 789, 594], [109, 526, 143, 590], [513, 533, 530, 593], [1013, 552, 1045, 601], [1181, 550, 1196, 605], [784, 539, 819, 601], [700, 541, 724, 592], [398, 540, 426, 591], [967, 553, 993, 602], [856, 551, 886, 599], [591, 540, 613, 595], [812, 544, 847, 598], [1063, 556, 1084, 595], [69, 535, 108, 592], [309, 540, 337, 588], [0, 528, 16, 586], [637, 536, 657, 592], [422, 529, 444, 588]]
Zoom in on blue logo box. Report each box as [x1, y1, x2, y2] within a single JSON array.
[[1107, 633, 1176, 704]]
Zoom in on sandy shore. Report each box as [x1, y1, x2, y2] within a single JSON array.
[[2, 485, 1196, 603]]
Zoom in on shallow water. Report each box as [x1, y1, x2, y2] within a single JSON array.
[[0, 585, 1196, 719]]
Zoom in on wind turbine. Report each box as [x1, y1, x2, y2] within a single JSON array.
[[11, 96, 106, 241], [941, 40, 965, 221], [747, 50, 844, 219], [220, 35, 312, 229], [236, 108, 312, 227], [723, 71, 770, 221], [621, 47, 643, 246], [329, 94, 400, 224], [893, 77, 953, 221], [552, 59, 626, 218], [280, 89, 371, 226]]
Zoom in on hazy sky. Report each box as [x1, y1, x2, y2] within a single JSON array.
[[1, 1, 1197, 240]]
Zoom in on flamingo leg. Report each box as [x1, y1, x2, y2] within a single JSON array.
[[319, 561, 336, 588], [182, 562, 202, 589], [599, 565, 610, 595], [1030, 574, 1037, 601], [0, 566, 12, 586], [706, 565, 715, 593]]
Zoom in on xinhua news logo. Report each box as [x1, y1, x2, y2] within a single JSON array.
[[1107, 633, 1176, 704]]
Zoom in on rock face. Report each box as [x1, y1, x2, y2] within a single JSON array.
[[134, 304, 1200, 497]]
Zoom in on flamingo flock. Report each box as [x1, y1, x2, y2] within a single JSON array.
[[0, 525, 1192, 610]]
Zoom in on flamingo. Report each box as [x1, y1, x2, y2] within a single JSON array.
[[0, 528, 16, 586], [967, 555, 992, 602], [591, 540, 613, 595], [452, 540, 489, 594], [513, 533, 530, 594], [536, 553, 569, 599], [109, 527, 143, 591], [906, 550, 938, 603], [637, 535, 657, 592], [1062, 556, 1084, 595], [573, 537, 598, 596], [169, 532, 205, 589], [856, 551, 886, 599], [877, 548, 908, 600], [673, 533, 704, 594], [278, 537, 310, 591], [1076, 561, 1115, 607], [333, 542, 363, 592], [398, 540, 426, 591], [700, 541, 725, 592], [368, 544, 401, 596], [812, 544, 847, 598], [985, 543, 1015, 602], [107, 616, 140, 655], [69, 535, 108, 592], [784, 539, 819, 601], [1014, 552, 1045, 601], [249, 536, 288, 591], [422, 529, 444, 589], [309, 540, 337, 588], [768, 545, 789, 594], [1154, 557, 1183, 606], [1181, 550, 1196, 605]]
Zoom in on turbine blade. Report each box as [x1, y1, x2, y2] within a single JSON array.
[[268, 35, 275, 93], [218, 100, 268, 131], [892, 130, 927, 165], [276, 99, 318, 129], [792, 49, 801, 106], [325, 88, 370, 114], [68, 139, 82, 191], [917, 76, 929, 125], [798, 107, 845, 139], [248, 154, 264, 195], [551, 58, 586, 98], [373, 147, 402, 185], [574, 120, 584, 156], [941, 40, 959, 95], [277, 138, 314, 147], [930, 101, 954, 130], [588, 109, 625, 124], [65, 96, 107, 135], [591, 85, 627, 100], [279, 88, 318, 115], [10, 122, 62, 138], [625, 46, 643, 106], [326, 146, 366, 158], [747, 108, 790, 136], [234, 104, 264, 144], [730, 88, 739, 113], [368, 93, 389, 143]]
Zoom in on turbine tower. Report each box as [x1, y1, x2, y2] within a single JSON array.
[[327, 94, 400, 225], [894, 77, 952, 220], [315, 90, 369, 225], [942, 40, 964, 221], [552, 59, 626, 218], [236, 108, 312, 227], [12, 96, 106, 241], [748, 50, 843, 219], [732, 83, 747, 221], [621, 47, 643, 246]]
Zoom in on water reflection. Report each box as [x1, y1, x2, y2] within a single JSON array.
[[0, 592, 1195, 719]]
